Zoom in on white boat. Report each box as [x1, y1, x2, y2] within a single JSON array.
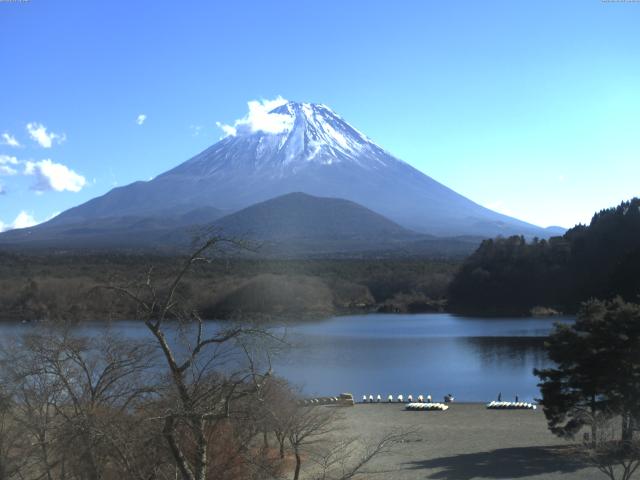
[[486, 401, 536, 410]]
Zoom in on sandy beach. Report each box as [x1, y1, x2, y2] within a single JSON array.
[[327, 403, 604, 480]]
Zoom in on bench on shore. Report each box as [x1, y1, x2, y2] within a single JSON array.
[[486, 401, 537, 410]]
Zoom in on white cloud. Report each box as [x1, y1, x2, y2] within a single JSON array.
[[0, 209, 61, 232], [24, 159, 86, 192], [1, 132, 20, 147], [12, 211, 38, 229], [485, 200, 515, 217], [0, 155, 18, 175], [0, 155, 18, 165], [0, 210, 39, 232], [189, 124, 204, 136], [215, 121, 237, 137], [0, 166, 17, 175], [26, 122, 66, 148], [136, 114, 147, 125], [216, 96, 292, 137]]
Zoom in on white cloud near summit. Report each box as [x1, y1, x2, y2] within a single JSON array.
[[215, 121, 238, 137], [24, 159, 86, 192], [216, 96, 292, 137], [136, 114, 147, 125], [0, 211, 37, 232], [12, 211, 38, 229], [26, 122, 66, 148]]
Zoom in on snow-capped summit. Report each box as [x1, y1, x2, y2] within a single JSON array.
[[176, 101, 398, 177], [265, 101, 388, 166], [37, 100, 552, 238]]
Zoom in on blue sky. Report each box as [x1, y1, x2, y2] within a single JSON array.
[[1, 0, 639, 230]]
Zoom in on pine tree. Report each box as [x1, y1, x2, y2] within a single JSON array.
[[535, 298, 640, 442]]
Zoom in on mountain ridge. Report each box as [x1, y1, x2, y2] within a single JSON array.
[[1, 101, 562, 250], [0, 192, 482, 257]]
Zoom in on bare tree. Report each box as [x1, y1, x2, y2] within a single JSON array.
[[282, 402, 407, 480], [0, 389, 29, 480], [1, 340, 64, 480], [101, 236, 278, 480], [309, 430, 408, 480], [578, 413, 640, 480], [253, 377, 299, 460], [287, 404, 339, 480], [0, 235, 404, 480], [1, 329, 161, 480]]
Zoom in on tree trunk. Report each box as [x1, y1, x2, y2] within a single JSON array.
[[194, 417, 208, 480], [275, 432, 286, 459], [39, 426, 54, 480], [591, 395, 598, 447], [60, 453, 66, 480], [622, 411, 633, 443], [163, 417, 195, 480], [80, 433, 102, 480], [293, 448, 301, 480], [81, 453, 101, 480]]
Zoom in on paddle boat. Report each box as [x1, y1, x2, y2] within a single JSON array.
[[486, 400, 536, 410], [405, 402, 449, 411]]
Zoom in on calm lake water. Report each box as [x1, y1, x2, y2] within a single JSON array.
[[271, 313, 573, 402], [0, 313, 572, 403]]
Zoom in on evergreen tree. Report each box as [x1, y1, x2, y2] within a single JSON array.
[[449, 198, 640, 314], [535, 298, 640, 442]]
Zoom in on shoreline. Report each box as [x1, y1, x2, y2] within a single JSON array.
[[319, 403, 603, 480]]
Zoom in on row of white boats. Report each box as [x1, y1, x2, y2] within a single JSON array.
[[299, 395, 538, 410], [406, 402, 449, 411], [486, 401, 537, 410], [300, 394, 355, 406], [405, 401, 536, 411], [358, 395, 538, 411], [361, 394, 439, 403]]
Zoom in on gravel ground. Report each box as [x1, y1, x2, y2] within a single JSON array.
[[324, 403, 607, 480]]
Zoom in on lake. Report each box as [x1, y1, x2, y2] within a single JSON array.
[[271, 313, 573, 402], [0, 313, 571, 403]]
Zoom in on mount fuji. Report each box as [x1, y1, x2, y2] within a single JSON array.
[[0, 101, 559, 251]]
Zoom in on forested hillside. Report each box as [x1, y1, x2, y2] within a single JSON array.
[[448, 198, 640, 315], [0, 254, 456, 321]]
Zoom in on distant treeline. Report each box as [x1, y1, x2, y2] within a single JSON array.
[[448, 198, 640, 315], [0, 254, 457, 322]]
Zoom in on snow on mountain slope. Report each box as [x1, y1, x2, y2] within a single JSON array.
[[39, 101, 551, 238], [166, 102, 398, 177]]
